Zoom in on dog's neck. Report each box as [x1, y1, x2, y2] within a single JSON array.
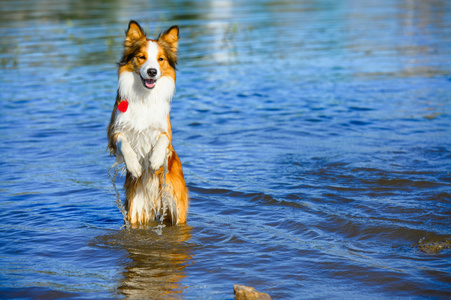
[[115, 71, 175, 133]]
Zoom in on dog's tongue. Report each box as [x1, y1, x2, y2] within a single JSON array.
[[144, 79, 155, 89]]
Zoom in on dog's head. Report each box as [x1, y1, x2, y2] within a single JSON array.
[[118, 20, 178, 90]]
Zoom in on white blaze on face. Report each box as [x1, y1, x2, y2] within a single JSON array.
[[140, 41, 161, 81]]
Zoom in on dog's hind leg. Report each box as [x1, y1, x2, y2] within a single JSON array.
[[162, 148, 188, 225]]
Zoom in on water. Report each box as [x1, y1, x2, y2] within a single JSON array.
[[1, 0, 450, 298]]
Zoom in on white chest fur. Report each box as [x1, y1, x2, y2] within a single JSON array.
[[113, 72, 175, 161]]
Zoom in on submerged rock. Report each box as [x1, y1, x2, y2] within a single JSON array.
[[234, 284, 272, 300], [417, 239, 451, 254]]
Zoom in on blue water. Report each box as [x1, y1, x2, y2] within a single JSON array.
[[1, 0, 451, 299]]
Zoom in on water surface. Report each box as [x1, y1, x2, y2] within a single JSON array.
[[1, 0, 450, 299]]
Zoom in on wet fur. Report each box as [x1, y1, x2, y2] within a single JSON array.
[[108, 21, 188, 225]]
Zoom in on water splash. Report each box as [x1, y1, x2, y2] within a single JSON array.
[[108, 163, 129, 227], [152, 224, 166, 235]]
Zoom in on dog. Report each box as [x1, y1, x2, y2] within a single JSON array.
[[107, 20, 188, 226]]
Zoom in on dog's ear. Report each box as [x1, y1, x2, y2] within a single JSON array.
[[158, 25, 179, 53], [125, 20, 146, 47]]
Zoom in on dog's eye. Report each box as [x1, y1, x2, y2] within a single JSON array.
[[158, 57, 164, 61], [138, 55, 146, 60]]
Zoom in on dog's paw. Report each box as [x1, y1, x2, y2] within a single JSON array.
[[126, 156, 142, 178], [150, 147, 166, 170], [150, 136, 169, 170]]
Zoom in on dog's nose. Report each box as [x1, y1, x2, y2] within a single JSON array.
[[147, 68, 158, 77]]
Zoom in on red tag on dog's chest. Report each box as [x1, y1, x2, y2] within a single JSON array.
[[118, 100, 128, 113]]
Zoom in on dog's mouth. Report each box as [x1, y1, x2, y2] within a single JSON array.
[[140, 75, 156, 89]]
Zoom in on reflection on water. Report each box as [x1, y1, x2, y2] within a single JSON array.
[[94, 226, 193, 299], [0, 0, 450, 299]]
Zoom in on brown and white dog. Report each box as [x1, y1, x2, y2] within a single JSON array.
[[107, 20, 188, 226]]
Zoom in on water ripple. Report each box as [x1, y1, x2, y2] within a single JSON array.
[[1, 0, 451, 299]]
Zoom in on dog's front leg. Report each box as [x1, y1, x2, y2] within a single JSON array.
[[150, 134, 169, 170], [116, 134, 142, 178]]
